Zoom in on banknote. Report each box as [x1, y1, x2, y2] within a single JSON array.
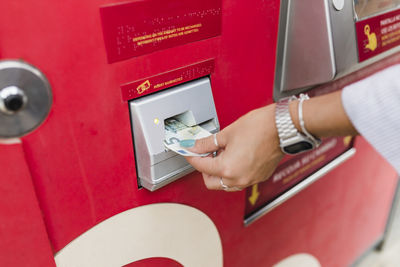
[[164, 118, 211, 157]]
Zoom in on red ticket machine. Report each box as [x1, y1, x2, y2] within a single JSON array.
[[0, 0, 399, 266]]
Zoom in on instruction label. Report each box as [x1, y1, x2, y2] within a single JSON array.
[[245, 137, 353, 217], [356, 8, 400, 62], [100, 0, 222, 63], [121, 59, 215, 100]]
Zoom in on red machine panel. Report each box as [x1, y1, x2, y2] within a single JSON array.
[[0, 143, 55, 267], [0, 0, 398, 266], [245, 136, 353, 218]]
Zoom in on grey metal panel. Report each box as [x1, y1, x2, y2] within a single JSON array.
[[129, 77, 219, 191], [274, 0, 400, 100], [330, 0, 400, 79], [276, 0, 336, 92], [329, 0, 359, 77]]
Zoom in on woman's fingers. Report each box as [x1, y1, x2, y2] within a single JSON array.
[[187, 132, 227, 154], [202, 173, 242, 191], [202, 173, 220, 190], [185, 137, 226, 177], [186, 153, 224, 177]]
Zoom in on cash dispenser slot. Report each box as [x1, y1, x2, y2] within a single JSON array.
[[129, 77, 219, 191]]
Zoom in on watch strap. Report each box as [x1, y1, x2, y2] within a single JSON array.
[[275, 96, 298, 142]]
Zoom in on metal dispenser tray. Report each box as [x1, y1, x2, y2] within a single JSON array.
[[129, 77, 219, 191]]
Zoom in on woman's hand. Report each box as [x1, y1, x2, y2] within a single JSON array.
[[185, 104, 284, 191], [184, 90, 358, 191]]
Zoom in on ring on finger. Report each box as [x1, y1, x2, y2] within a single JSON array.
[[220, 177, 229, 191], [213, 133, 219, 148], [220, 178, 241, 192]]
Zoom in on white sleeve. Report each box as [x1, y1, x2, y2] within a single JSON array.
[[341, 64, 400, 174]]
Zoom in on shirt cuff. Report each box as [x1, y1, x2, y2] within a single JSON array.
[[341, 65, 400, 174]]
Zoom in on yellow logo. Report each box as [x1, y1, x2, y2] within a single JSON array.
[[364, 24, 377, 51], [136, 80, 151, 94]]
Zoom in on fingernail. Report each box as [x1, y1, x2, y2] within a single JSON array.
[[180, 139, 195, 148]]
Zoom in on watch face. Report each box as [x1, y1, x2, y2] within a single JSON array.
[[283, 141, 313, 154]]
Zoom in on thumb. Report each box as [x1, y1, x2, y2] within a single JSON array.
[[184, 132, 225, 154]]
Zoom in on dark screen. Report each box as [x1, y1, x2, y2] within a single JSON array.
[[284, 141, 313, 154]]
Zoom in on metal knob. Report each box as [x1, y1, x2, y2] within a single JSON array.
[[332, 0, 344, 11], [0, 86, 28, 114], [0, 60, 52, 138]]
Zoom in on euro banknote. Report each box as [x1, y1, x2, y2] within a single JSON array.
[[164, 118, 211, 157]]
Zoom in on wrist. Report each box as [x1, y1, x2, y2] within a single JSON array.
[[260, 104, 282, 148], [288, 91, 358, 139], [289, 99, 301, 133]]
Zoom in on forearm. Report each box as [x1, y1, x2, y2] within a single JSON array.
[[288, 90, 358, 139]]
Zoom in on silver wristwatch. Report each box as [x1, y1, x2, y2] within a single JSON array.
[[275, 95, 320, 155]]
